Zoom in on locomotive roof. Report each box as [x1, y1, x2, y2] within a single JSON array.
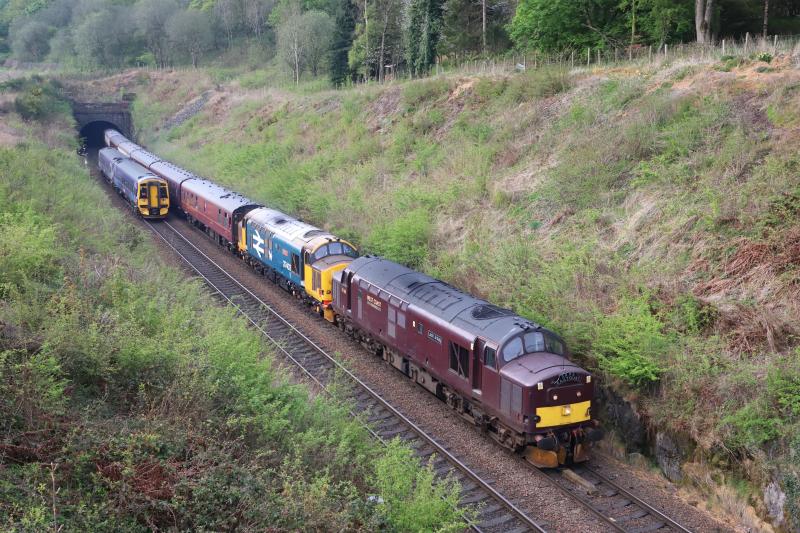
[[181, 178, 260, 213], [247, 207, 331, 245], [347, 256, 542, 346]]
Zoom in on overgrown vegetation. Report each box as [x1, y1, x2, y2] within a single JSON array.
[[0, 104, 470, 530], [2, 75, 69, 120], [127, 56, 800, 525]]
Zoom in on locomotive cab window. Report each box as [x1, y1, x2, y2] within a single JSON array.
[[502, 337, 524, 363], [291, 254, 301, 275], [416, 322, 424, 334], [484, 347, 497, 369], [139, 187, 147, 198]]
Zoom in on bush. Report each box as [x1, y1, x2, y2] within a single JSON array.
[[402, 78, 451, 111], [594, 296, 669, 388], [13, 78, 70, 121], [372, 440, 469, 532], [503, 66, 572, 103], [366, 209, 432, 268]]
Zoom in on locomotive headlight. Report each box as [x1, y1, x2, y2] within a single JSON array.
[[562, 405, 572, 416], [586, 375, 592, 383], [537, 382, 543, 390]]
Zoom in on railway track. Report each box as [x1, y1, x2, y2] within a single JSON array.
[[145, 218, 546, 533], [528, 462, 693, 533]]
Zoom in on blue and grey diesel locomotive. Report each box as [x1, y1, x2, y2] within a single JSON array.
[[98, 147, 169, 219]]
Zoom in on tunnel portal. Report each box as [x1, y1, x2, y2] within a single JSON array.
[[72, 100, 133, 149]]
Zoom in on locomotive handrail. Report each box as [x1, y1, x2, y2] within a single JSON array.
[[149, 219, 547, 533]]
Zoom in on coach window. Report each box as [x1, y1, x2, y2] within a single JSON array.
[[449, 342, 469, 379], [484, 347, 497, 369]]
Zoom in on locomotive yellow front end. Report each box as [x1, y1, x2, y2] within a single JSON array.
[[524, 370, 602, 468], [303, 238, 358, 321], [498, 329, 603, 468], [137, 179, 170, 219]]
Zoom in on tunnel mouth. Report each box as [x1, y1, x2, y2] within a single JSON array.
[[79, 120, 120, 152]]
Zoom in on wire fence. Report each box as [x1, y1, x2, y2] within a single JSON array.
[[426, 33, 800, 79]]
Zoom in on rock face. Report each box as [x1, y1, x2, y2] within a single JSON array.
[[764, 481, 786, 528], [596, 384, 646, 451], [595, 385, 798, 530], [654, 432, 684, 483]]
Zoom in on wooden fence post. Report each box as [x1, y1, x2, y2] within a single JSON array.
[[587, 47, 591, 65], [571, 50, 574, 68], [664, 43, 668, 59], [745, 32, 750, 53], [648, 45, 652, 62], [722, 39, 725, 55]]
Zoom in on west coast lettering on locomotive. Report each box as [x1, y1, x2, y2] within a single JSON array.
[[367, 294, 382, 310], [552, 372, 582, 386]]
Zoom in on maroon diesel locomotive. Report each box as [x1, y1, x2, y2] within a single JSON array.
[[332, 256, 603, 467]]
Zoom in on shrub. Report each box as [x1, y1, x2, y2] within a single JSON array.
[[402, 78, 451, 111], [503, 66, 572, 104], [594, 296, 669, 388], [366, 209, 432, 268], [720, 400, 783, 450], [756, 51, 773, 63], [372, 440, 469, 532], [13, 78, 70, 121]]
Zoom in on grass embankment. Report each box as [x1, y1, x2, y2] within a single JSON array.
[[0, 80, 468, 531], [110, 57, 800, 525]]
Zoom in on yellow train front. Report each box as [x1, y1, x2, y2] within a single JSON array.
[[99, 147, 169, 219], [302, 237, 358, 321]]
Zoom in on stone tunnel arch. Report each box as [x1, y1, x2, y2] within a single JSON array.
[[71, 100, 133, 151]]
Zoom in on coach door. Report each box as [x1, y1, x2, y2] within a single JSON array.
[[472, 338, 484, 394]]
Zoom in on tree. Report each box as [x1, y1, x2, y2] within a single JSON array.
[[329, 0, 356, 86], [135, 0, 179, 67], [348, 0, 403, 81], [636, 0, 694, 48], [10, 19, 52, 61], [695, 0, 714, 42], [214, 0, 241, 47], [762, 0, 769, 37], [406, 0, 444, 77], [167, 9, 215, 67], [243, 0, 273, 38], [303, 10, 334, 76], [73, 6, 139, 68], [277, 4, 306, 83], [440, 0, 511, 56]]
